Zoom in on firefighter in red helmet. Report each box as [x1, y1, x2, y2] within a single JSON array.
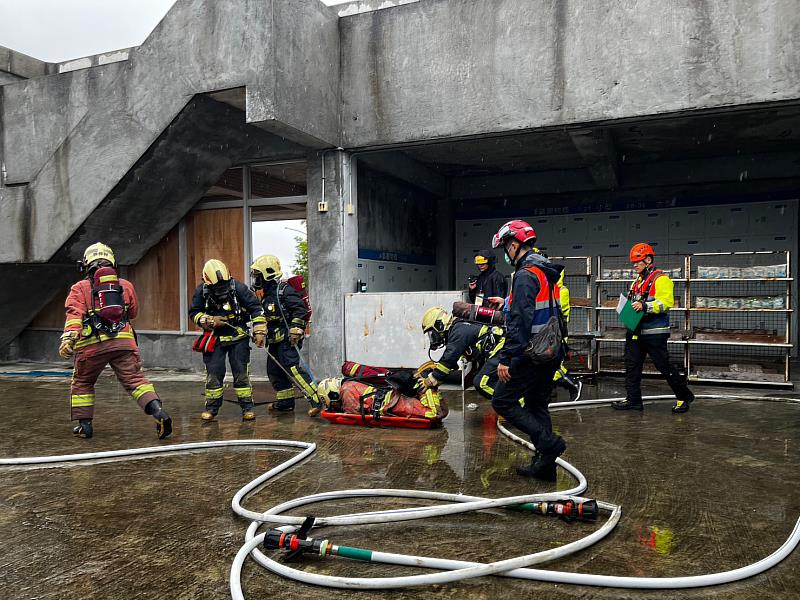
[[489, 220, 567, 481], [612, 243, 695, 413]]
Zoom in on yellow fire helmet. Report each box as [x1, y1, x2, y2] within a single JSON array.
[[83, 242, 116, 268], [251, 254, 283, 282], [317, 377, 343, 409], [202, 259, 231, 286], [421, 306, 452, 333]]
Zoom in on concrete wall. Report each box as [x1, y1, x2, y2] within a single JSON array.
[[357, 165, 437, 260], [339, 0, 800, 147]]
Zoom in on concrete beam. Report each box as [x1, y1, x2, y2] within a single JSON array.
[[340, 0, 800, 147], [450, 151, 800, 200], [0, 46, 52, 79], [569, 128, 619, 189], [358, 151, 447, 197], [452, 168, 596, 199]]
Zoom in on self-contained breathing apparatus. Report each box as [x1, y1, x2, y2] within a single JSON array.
[[82, 266, 129, 338]]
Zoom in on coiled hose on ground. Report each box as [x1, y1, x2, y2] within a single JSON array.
[[1, 394, 798, 597]]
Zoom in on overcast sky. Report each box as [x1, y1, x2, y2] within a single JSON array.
[[0, 0, 353, 62]]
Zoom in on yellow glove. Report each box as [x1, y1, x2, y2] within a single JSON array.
[[212, 315, 229, 328], [421, 373, 439, 389], [252, 323, 266, 348], [197, 314, 214, 331], [58, 332, 78, 359], [288, 327, 304, 346]]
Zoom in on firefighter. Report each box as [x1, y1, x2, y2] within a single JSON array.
[[612, 243, 695, 413], [491, 220, 567, 481], [317, 377, 447, 422], [468, 249, 507, 307], [58, 243, 171, 439], [419, 306, 505, 400], [189, 259, 266, 421], [548, 260, 583, 401], [250, 255, 321, 415]]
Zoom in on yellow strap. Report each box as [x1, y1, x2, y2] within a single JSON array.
[[205, 387, 224, 399], [70, 394, 96, 407], [234, 387, 253, 398]]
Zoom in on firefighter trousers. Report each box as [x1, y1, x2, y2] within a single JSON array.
[[624, 332, 693, 404], [266, 340, 317, 405], [491, 356, 563, 454], [70, 349, 159, 421], [202, 338, 253, 413]]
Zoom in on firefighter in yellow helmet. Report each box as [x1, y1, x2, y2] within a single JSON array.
[[188, 259, 267, 421], [251, 255, 321, 414], [59, 243, 171, 439], [419, 306, 505, 400]]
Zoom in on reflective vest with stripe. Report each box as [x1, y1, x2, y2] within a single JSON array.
[[508, 267, 562, 335], [629, 269, 669, 335]]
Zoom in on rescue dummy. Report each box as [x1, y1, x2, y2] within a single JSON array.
[[250, 255, 321, 415], [419, 306, 505, 400], [189, 259, 266, 421], [317, 371, 448, 427], [58, 243, 171, 439]]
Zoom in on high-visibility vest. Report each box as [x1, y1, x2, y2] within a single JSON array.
[[508, 267, 561, 335], [629, 268, 670, 335]]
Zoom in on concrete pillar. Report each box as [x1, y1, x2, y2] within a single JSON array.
[[306, 150, 358, 377], [436, 197, 456, 290]]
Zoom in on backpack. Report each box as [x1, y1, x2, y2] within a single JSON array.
[[88, 266, 128, 336]]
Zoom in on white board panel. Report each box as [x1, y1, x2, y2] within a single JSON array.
[[345, 291, 466, 368]]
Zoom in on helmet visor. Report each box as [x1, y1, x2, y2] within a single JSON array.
[[427, 330, 445, 351]]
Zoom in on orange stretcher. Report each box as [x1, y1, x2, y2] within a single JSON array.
[[320, 411, 442, 429]]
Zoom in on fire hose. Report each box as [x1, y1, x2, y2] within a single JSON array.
[[1, 394, 798, 597]]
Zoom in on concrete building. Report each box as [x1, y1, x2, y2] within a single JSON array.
[[1, 0, 799, 379]]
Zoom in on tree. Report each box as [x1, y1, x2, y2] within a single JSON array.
[[293, 236, 308, 283]]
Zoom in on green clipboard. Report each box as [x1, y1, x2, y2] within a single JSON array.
[[616, 293, 644, 331]]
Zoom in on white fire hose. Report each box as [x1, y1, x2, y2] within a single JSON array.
[[1, 394, 798, 597]]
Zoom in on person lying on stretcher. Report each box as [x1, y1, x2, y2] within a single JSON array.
[[316, 362, 448, 422]]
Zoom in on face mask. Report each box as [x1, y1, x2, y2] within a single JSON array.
[[427, 330, 445, 351], [251, 273, 264, 289]]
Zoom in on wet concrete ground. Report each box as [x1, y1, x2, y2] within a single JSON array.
[[1, 371, 799, 599]]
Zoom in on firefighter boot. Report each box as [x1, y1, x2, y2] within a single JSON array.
[[611, 399, 643, 411], [270, 399, 296, 412], [145, 399, 173, 440], [672, 393, 695, 414], [516, 438, 566, 482], [241, 403, 256, 421], [72, 419, 93, 439]]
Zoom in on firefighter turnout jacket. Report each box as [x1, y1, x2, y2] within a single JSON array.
[[258, 280, 308, 344], [189, 279, 265, 344], [496, 250, 564, 365], [62, 278, 139, 356], [429, 320, 504, 384]]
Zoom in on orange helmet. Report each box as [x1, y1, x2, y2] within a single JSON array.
[[629, 243, 656, 263]]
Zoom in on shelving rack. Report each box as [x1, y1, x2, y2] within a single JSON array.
[[593, 251, 792, 387], [551, 256, 594, 375]]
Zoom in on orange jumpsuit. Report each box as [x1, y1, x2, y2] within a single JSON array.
[[63, 278, 159, 421]]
